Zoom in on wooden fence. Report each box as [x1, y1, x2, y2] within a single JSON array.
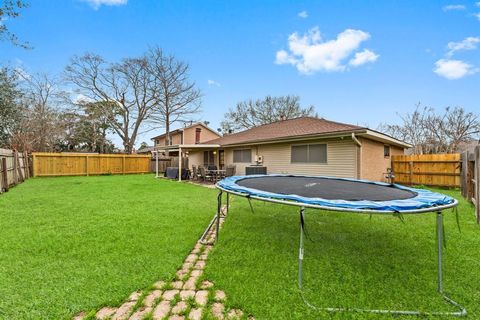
[[0, 148, 30, 193], [150, 156, 189, 173], [461, 146, 480, 223], [391, 154, 461, 187], [32, 153, 151, 177]]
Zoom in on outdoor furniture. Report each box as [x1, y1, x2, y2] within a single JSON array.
[[165, 167, 189, 180], [208, 169, 226, 182], [207, 165, 218, 171], [199, 166, 213, 182], [191, 165, 198, 180]]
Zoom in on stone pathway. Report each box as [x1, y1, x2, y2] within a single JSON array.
[[74, 204, 253, 320]]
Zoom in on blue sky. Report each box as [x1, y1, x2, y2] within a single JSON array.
[[1, 0, 479, 147]]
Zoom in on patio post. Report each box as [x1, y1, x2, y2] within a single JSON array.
[[178, 147, 182, 182], [155, 151, 159, 178]]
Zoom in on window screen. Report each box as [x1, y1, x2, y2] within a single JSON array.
[[291, 144, 327, 163], [233, 149, 252, 163], [204, 151, 214, 166]]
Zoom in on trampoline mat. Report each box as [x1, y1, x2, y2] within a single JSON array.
[[236, 176, 417, 201]]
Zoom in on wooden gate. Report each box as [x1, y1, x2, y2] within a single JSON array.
[[391, 154, 461, 187]]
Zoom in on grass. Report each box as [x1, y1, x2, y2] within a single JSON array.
[[205, 188, 480, 319], [0, 174, 216, 319]]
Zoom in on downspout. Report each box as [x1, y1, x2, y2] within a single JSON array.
[[352, 133, 362, 179]]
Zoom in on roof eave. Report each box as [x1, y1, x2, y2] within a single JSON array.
[[215, 129, 368, 147], [358, 130, 412, 148]]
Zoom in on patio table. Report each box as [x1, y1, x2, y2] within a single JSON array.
[[207, 169, 226, 182]]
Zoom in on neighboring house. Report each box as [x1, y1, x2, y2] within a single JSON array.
[[151, 122, 221, 156], [136, 146, 155, 155], [155, 117, 411, 182]]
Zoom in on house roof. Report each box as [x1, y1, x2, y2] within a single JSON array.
[[202, 117, 411, 148], [151, 122, 221, 140], [204, 117, 363, 145]]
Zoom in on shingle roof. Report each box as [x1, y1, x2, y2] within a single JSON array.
[[204, 117, 365, 146]]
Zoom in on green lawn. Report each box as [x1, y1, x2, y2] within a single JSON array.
[[0, 175, 216, 319], [205, 188, 480, 319]]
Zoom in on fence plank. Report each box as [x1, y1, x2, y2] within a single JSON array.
[[391, 154, 461, 187], [32, 153, 151, 177]]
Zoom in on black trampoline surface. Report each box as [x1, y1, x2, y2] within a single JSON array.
[[236, 176, 417, 201]]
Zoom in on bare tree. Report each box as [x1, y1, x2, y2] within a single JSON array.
[[379, 103, 480, 154], [0, 0, 30, 48], [11, 72, 64, 152], [64, 53, 158, 153], [220, 95, 317, 132], [147, 47, 202, 146]]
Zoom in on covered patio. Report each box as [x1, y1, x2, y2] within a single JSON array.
[[153, 144, 221, 182]]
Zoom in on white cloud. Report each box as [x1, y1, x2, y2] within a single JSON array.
[[298, 11, 308, 18], [82, 0, 127, 10], [349, 49, 379, 67], [442, 4, 466, 11], [475, 12, 480, 20], [275, 27, 377, 74], [207, 79, 221, 87], [476, 2, 480, 7], [446, 37, 480, 56], [433, 59, 477, 79]]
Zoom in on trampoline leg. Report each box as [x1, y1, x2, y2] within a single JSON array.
[[226, 192, 230, 215], [298, 207, 305, 290], [436, 212, 443, 293], [216, 191, 222, 243]]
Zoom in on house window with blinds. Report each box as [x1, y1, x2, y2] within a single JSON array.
[[291, 144, 327, 163], [233, 149, 252, 163]]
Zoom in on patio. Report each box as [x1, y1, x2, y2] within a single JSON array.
[[153, 144, 235, 183]]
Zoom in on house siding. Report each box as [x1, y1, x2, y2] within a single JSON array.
[[183, 125, 221, 145], [360, 137, 403, 182]]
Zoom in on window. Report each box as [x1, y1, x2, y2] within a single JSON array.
[[384, 145, 390, 158], [233, 149, 252, 163], [195, 128, 201, 144], [204, 151, 215, 166], [291, 144, 327, 163]]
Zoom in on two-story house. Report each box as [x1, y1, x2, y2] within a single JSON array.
[[151, 122, 221, 156]]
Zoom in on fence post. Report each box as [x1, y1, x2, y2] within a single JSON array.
[[122, 155, 126, 175], [23, 152, 29, 179], [86, 155, 89, 176], [16, 152, 24, 182], [461, 152, 467, 198], [12, 150, 18, 185], [1, 158, 8, 192], [32, 153, 36, 177], [475, 146, 480, 223]]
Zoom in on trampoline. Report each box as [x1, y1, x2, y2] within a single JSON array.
[[213, 174, 466, 317]]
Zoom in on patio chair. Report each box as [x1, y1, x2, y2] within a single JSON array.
[[207, 164, 217, 171], [199, 166, 213, 182], [225, 165, 236, 177], [191, 165, 198, 180]]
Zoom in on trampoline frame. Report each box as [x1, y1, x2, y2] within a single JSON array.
[[214, 181, 467, 317]]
